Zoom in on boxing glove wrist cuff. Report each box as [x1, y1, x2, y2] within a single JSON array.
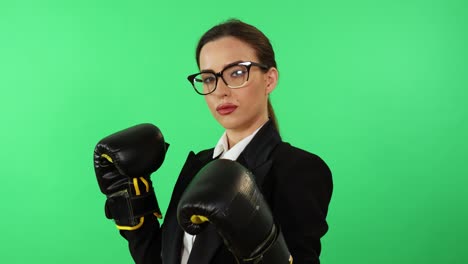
[[242, 225, 292, 264], [104, 188, 162, 228]]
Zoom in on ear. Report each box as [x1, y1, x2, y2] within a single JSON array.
[[264, 67, 279, 95]]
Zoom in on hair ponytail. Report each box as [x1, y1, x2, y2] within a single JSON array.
[[267, 99, 279, 132]]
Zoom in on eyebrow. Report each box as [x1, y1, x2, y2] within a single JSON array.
[[200, 60, 245, 73]]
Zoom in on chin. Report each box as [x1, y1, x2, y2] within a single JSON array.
[[214, 115, 241, 130]]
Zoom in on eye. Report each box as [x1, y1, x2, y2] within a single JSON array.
[[199, 73, 216, 84], [227, 65, 248, 78], [231, 69, 247, 78], [203, 76, 216, 84]]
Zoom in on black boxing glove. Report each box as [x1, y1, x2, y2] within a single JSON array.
[[177, 159, 292, 263], [94, 123, 168, 230]]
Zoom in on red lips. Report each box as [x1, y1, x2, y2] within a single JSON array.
[[216, 103, 237, 115]]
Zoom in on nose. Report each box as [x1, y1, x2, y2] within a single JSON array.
[[213, 77, 231, 97]]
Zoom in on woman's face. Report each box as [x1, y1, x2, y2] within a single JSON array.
[[198, 36, 277, 133]]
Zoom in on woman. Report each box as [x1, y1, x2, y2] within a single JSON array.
[[116, 19, 333, 264]]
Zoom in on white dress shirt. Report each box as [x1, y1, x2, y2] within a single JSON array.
[[180, 123, 265, 264]]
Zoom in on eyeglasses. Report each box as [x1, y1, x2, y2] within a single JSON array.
[[187, 61, 269, 95]]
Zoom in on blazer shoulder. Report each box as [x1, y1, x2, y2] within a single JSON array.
[[274, 142, 331, 173], [271, 142, 333, 194]]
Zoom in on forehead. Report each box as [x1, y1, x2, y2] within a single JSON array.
[[199, 36, 258, 71]]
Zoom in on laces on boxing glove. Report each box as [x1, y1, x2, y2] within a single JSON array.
[[101, 154, 162, 231]]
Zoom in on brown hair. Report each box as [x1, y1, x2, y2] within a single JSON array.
[[195, 18, 279, 132]]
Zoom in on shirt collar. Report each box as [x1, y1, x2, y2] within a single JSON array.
[[213, 131, 229, 159], [212, 122, 266, 160]]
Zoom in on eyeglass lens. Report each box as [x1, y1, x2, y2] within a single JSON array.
[[193, 64, 249, 94]]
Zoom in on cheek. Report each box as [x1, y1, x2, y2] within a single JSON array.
[[204, 96, 217, 112], [243, 82, 267, 101]]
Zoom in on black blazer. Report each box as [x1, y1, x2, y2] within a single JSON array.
[[121, 120, 333, 264]]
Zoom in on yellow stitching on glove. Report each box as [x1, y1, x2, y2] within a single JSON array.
[[101, 154, 113, 163], [116, 217, 144, 230], [133, 178, 141, 195], [134, 178, 163, 219], [190, 215, 209, 224], [140, 177, 162, 218], [154, 212, 163, 219], [139, 177, 150, 192]]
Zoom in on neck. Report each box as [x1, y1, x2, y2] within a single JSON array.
[[225, 116, 268, 149]]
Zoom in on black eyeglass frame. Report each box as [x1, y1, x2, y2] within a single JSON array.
[[187, 61, 269, 95]]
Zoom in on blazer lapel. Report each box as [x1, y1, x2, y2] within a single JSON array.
[[237, 120, 281, 188], [187, 225, 224, 264], [162, 150, 213, 264]]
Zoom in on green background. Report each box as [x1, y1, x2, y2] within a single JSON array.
[[1, 0, 467, 263]]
